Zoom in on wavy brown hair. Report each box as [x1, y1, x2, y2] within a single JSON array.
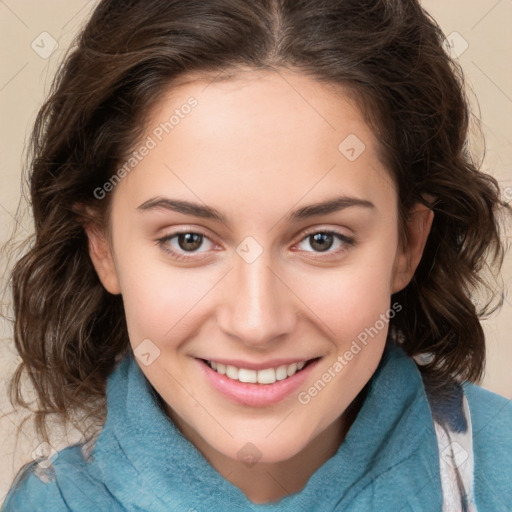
[[4, 0, 509, 444]]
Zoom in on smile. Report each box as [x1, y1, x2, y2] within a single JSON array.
[[198, 356, 321, 407], [205, 359, 308, 384]]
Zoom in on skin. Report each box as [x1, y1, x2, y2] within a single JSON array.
[[86, 68, 433, 504]]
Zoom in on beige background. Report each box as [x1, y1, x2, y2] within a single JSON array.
[[1, 0, 511, 505]]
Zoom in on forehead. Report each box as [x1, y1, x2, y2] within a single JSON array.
[[150, 68, 374, 155], [113, 68, 396, 218]]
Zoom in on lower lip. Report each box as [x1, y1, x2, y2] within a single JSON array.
[[196, 358, 320, 407]]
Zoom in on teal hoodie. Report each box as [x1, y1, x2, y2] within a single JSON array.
[[3, 344, 511, 511]]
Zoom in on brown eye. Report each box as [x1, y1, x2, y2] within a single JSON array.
[[296, 229, 355, 258], [308, 232, 335, 252], [177, 233, 204, 252], [157, 230, 216, 261]]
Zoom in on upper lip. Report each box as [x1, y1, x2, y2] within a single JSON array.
[[199, 356, 319, 371]]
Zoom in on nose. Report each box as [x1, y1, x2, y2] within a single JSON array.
[[216, 250, 297, 348]]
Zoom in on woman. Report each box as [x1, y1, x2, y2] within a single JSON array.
[[3, 0, 511, 510]]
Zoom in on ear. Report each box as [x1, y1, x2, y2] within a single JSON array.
[[392, 202, 434, 294], [84, 222, 121, 295]]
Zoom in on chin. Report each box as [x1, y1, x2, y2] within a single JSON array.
[[217, 433, 310, 466]]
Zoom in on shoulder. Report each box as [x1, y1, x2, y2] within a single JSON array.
[[3, 461, 57, 511], [463, 382, 512, 439], [2, 455, 71, 511], [463, 383, 512, 506], [2, 441, 116, 512]]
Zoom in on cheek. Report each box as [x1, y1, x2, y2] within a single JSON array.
[[291, 242, 398, 344], [116, 251, 222, 347], [291, 250, 397, 428]]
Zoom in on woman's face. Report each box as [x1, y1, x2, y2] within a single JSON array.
[[88, 68, 431, 465]]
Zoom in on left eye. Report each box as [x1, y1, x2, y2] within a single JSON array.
[[296, 231, 353, 254], [158, 232, 215, 259]]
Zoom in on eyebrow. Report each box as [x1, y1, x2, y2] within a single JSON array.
[[136, 195, 375, 222]]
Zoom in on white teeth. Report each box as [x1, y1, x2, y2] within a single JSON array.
[[238, 368, 257, 383], [275, 365, 288, 381], [225, 365, 238, 380], [207, 359, 310, 384], [287, 363, 297, 376], [257, 368, 276, 384]]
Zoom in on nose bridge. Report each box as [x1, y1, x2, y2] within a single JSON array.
[[217, 248, 296, 346]]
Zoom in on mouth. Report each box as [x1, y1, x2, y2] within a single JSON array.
[[201, 357, 320, 385], [196, 356, 322, 407]]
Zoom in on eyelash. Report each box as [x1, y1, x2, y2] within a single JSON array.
[[156, 228, 355, 262]]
